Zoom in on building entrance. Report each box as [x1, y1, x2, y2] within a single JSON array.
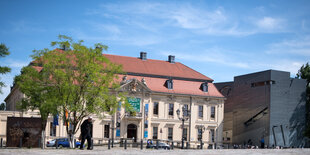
[[127, 124, 137, 142]]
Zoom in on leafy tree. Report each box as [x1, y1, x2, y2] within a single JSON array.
[[15, 61, 59, 148], [15, 35, 128, 148], [0, 102, 5, 110], [296, 62, 310, 137], [0, 43, 11, 94]]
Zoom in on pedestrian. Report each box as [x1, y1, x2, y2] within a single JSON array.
[[80, 116, 93, 150], [260, 138, 265, 148]]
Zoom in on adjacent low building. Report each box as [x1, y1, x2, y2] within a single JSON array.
[[215, 70, 307, 148], [2, 52, 225, 148]]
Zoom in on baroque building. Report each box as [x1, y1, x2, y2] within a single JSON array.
[[2, 52, 224, 148]]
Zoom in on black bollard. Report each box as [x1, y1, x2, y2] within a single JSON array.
[[140, 139, 143, 150], [56, 139, 58, 149], [156, 140, 159, 150], [74, 139, 76, 148], [200, 140, 203, 149], [171, 141, 174, 150], [124, 139, 127, 149], [1, 138, 3, 148], [38, 138, 41, 148], [108, 139, 111, 149], [19, 138, 22, 148], [186, 142, 189, 149]]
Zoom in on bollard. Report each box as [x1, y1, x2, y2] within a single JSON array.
[[19, 138, 22, 148], [1, 138, 3, 148], [108, 139, 111, 149], [140, 139, 143, 150], [200, 140, 203, 149], [120, 139, 123, 147], [124, 139, 127, 149], [56, 139, 58, 149], [38, 138, 41, 148], [171, 141, 174, 150], [186, 142, 189, 149], [156, 140, 159, 150], [74, 139, 76, 148]]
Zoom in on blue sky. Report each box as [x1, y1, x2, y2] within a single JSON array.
[[0, 0, 310, 103]]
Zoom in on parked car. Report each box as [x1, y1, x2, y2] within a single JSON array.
[[146, 140, 170, 150], [46, 138, 81, 148], [46, 139, 56, 147]]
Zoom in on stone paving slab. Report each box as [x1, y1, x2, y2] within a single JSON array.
[[0, 147, 310, 155]]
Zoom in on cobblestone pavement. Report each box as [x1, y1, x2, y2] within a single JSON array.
[[0, 147, 310, 155]]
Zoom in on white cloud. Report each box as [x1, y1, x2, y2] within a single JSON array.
[[257, 17, 277, 29], [160, 48, 250, 69], [255, 17, 285, 32], [6, 59, 29, 68], [266, 36, 310, 56], [10, 20, 46, 33]]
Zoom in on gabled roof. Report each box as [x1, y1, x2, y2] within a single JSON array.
[[104, 54, 213, 82], [120, 75, 223, 98]]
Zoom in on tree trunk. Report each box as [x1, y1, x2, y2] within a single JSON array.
[[41, 120, 47, 149], [41, 130, 45, 149]]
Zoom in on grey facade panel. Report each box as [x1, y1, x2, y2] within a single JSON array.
[[216, 70, 307, 147]]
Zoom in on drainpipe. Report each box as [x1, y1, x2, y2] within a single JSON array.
[[189, 96, 192, 144], [142, 89, 145, 141]]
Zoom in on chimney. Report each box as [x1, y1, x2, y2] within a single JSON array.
[[168, 55, 175, 63], [140, 52, 147, 60]]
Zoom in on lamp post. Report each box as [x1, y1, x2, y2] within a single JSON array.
[[197, 125, 206, 149], [176, 106, 190, 149]]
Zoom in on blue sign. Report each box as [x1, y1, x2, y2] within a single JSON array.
[[116, 129, 120, 137], [53, 114, 59, 126], [144, 131, 148, 138]]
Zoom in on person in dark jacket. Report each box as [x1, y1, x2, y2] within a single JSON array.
[[80, 116, 93, 150]]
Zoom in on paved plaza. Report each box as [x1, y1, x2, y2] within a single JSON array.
[[0, 147, 310, 155]]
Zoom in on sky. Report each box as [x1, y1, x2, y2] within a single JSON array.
[[0, 0, 310, 104]]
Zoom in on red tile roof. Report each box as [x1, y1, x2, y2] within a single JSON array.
[[30, 52, 223, 98], [104, 54, 213, 82], [121, 75, 223, 98]]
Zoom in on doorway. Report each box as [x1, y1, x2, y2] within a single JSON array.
[[127, 124, 137, 142]]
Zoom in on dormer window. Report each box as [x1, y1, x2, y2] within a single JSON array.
[[165, 79, 173, 89], [200, 82, 208, 92]]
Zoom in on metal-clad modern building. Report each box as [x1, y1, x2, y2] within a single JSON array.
[[215, 70, 307, 148]]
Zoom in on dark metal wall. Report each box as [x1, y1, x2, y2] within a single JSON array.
[[216, 70, 307, 147], [6, 117, 42, 147]]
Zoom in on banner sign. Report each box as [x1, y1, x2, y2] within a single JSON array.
[[127, 97, 141, 112]]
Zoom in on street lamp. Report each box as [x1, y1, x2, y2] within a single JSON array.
[[176, 105, 191, 149], [197, 125, 206, 149]]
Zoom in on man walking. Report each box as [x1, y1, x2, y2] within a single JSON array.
[[80, 116, 93, 150]]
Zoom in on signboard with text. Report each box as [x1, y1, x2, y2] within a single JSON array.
[[127, 97, 141, 112]]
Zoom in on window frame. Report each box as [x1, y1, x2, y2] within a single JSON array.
[[153, 102, 159, 115], [198, 105, 203, 118], [153, 126, 158, 139], [211, 106, 215, 119], [168, 103, 174, 116], [168, 127, 173, 140]]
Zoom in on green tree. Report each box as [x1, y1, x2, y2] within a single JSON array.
[[0, 43, 11, 94], [15, 61, 59, 148], [296, 62, 310, 137], [15, 35, 128, 148]]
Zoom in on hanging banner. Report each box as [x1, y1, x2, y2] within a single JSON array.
[[127, 97, 141, 112]]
